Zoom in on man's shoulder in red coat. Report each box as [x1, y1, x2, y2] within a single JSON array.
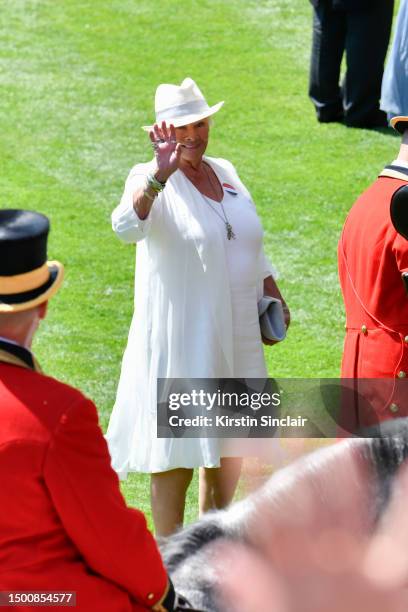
[[0, 209, 174, 612], [338, 161, 408, 424], [0, 353, 169, 612]]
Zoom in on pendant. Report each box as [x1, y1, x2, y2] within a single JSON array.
[[226, 222, 236, 240]]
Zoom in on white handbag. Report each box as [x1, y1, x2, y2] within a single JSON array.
[[258, 296, 287, 342]]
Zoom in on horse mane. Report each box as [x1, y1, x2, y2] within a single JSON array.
[[161, 419, 408, 611], [161, 514, 227, 572]]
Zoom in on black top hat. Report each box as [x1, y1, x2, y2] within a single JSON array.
[[390, 185, 408, 241], [390, 116, 408, 135], [0, 210, 64, 312]]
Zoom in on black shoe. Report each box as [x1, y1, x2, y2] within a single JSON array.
[[317, 109, 344, 124], [346, 109, 388, 129]]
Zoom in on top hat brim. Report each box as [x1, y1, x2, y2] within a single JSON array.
[[141, 101, 224, 131], [390, 116, 408, 134], [390, 184, 408, 240], [0, 261, 64, 313]]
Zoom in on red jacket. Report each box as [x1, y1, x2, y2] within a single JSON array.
[[0, 340, 168, 611], [338, 166, 408, 424]]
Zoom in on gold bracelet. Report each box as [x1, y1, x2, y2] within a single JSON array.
[[147, 173, 166, 192], [144, 189, 156, 202]]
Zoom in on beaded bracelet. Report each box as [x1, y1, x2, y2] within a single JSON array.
[[147, 173, 166, 193], [143, 189, 156, 202]]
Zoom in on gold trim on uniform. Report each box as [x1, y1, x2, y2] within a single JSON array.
[[379, 169, 408, 181], [0, 349, 42, 373]]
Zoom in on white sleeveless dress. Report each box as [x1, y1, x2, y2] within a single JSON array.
[[207, 190, 268, 378]]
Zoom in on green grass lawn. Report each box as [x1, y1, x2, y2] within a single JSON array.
[[0, 0, 401, 526]]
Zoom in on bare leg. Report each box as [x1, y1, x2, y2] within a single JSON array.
[[199, 457, 242, 515], [151, 468, 194, 537], [198, 466, 214, 514]]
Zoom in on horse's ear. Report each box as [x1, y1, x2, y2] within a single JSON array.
[[390, 184, 408, 240]]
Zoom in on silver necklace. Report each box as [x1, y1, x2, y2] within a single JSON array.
[[203, 163, 236, 240]]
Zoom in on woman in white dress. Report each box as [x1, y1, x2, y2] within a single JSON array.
[[106, 78, 290, 536]]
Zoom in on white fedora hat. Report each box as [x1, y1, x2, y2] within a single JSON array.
[[142, 77, 224, 131]]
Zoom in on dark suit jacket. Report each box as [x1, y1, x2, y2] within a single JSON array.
[[0, 340, 168, 611]]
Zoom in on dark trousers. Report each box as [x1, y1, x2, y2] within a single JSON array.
[[309, 1, 394, 126]]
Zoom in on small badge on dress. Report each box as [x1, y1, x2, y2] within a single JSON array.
[[222, 182, 238, 196]]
